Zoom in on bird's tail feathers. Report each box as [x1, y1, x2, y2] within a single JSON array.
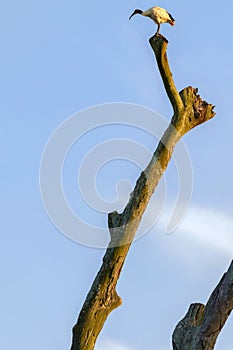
[[168, 12, 175, 26]]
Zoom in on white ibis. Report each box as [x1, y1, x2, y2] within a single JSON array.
[[129, 7, 175, 35]]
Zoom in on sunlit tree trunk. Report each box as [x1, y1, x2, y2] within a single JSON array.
[[70, 35, 216, 350]]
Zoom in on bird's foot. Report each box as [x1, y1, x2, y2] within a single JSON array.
[[153, 33, 168, 43]]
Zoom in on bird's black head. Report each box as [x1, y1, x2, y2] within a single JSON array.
[[129, 9, 143, 20]]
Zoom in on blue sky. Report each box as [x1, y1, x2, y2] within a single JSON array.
[[1, 0, 233, 349]]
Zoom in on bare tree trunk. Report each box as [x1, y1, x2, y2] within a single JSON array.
[[70, 34, 215, 350], [172, 260, 233, 350]]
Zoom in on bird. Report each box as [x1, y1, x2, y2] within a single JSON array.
[[129, 7, 175, 35]]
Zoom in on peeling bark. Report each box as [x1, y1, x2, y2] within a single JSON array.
[[70, 35, 215, 350]]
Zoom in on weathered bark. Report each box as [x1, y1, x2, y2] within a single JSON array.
[[172, 260, 233, 350], [70, 34, 215, 350]]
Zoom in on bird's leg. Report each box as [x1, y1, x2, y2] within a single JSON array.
[[156, 23, 160, 35]]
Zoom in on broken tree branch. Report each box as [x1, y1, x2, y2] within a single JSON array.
[[150, 35, 184, 115], [70, 35, 215, 350], [172, 260, 233, 350]]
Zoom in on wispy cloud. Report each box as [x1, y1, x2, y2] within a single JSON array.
[[180, 207, 233, 253], [159, 204, 233, 256], [96, 338, 134, 350]]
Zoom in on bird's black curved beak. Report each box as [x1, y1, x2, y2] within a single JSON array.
[[129, 9, 143, 20], [129, 11, 136, 20]]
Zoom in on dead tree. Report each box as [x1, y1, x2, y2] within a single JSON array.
[[173, 260, 233, 350], [70, 34, 217, 350]]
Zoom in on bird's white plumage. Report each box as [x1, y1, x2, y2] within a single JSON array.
[[142, 7, 174, 25], [129, 6, 175, 34]]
